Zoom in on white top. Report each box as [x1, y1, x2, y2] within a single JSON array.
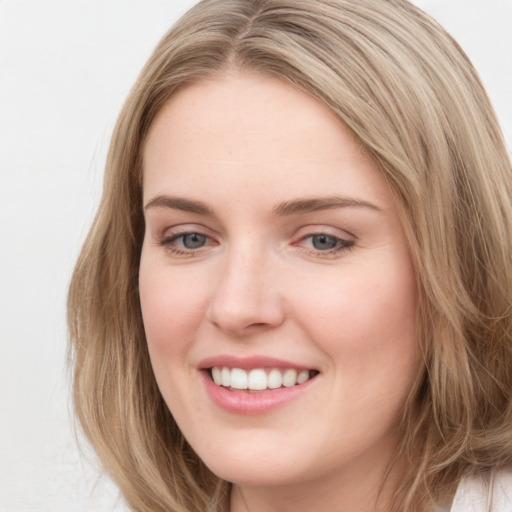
[[448, 468, 512, 512]]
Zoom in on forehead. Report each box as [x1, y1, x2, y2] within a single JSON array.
[[142, 71, 393, 212], [143, 71, 345, 161]]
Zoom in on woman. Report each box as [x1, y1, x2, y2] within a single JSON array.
[[68, 0, 512, 510]]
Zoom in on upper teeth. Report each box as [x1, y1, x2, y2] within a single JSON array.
[[210, 367, 311, 391]]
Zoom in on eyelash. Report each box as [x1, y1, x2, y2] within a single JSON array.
[[158, 231, 355, 258], [159, 231, 213, 257], [297, 234, 355, 258]]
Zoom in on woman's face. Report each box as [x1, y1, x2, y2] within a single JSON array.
[[139, 72, 420, 499]]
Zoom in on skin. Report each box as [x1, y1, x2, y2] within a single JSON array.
[[139, 71, 421, 512]]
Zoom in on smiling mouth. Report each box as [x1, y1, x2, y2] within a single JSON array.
[[209, 367, 319, 392]]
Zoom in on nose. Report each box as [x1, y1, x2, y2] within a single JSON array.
[[206, 247, 286, 336]]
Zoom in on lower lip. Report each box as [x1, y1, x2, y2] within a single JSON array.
[[201, 371, 316, 415]]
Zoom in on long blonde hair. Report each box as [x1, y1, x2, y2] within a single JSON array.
[[68, 1, 512, 510]]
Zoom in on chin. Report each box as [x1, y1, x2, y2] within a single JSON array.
[[207, 459, 307, 488], [190, 428, 340, 490]]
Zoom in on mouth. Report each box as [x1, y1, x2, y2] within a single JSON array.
[[208, 366, 320, 392], [199, 357, 320, 414]]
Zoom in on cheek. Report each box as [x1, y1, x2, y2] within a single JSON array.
[[138, 256, 208, 359], [291, 257, 419, 369]]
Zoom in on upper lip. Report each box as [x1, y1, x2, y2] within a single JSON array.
[[198, 355, 315, 371]]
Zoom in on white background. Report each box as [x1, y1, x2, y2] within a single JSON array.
[[0, 1, 511, 511]]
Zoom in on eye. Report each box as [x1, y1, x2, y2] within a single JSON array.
[[298, 232, 354, 257], [159, 230, 214, 256]]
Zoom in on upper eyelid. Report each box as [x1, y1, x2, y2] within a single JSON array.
[[293, 224, 357, 241], [162, 227, 209, 237], [164, 231, 210, 241], [159, 223, 216, 238], [160, 231, 215, 248], [296, 233, 354, 248]]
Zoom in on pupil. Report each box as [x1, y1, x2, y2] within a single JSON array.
[[183, 233, 206, 249], [312, 235, 337, 250]]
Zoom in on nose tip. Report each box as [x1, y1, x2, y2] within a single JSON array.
[[207, 298, 284, 334], [205, 256, 285, 336]]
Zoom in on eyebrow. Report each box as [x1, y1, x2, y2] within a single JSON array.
[[144, 195, 213, 215], [272, 195, 381, 216], [143, 194, 381, 216]]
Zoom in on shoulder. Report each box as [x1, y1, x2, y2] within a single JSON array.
[[450, 467, 512, 512]]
